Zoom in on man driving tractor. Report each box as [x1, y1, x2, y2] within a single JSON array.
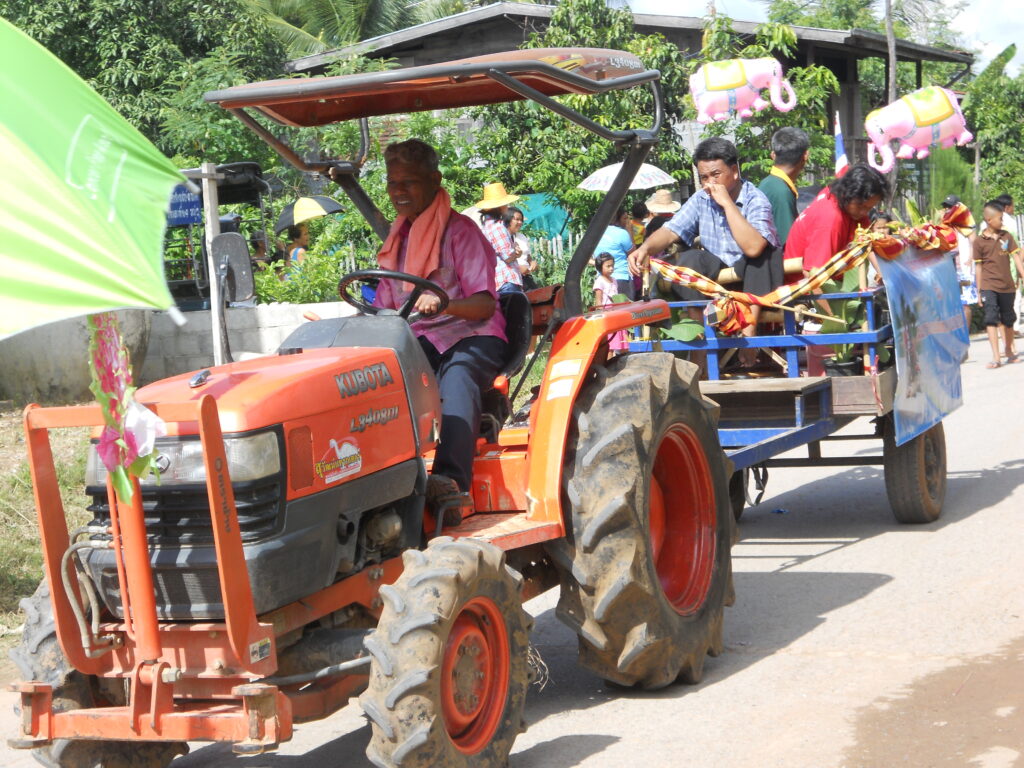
[[333, 139, 508, 514]]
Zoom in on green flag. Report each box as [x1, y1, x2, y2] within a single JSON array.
[[0, 18, 185, 340]]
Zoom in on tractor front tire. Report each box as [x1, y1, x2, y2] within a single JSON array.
[[360, 537, 531, 768], [10, 581, 187, 768], [883, 417, 946, 524], [547, 354, 734, 689]]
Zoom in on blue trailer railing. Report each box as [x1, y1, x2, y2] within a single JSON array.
[[628, 288, 893, 379], [627, 289, 896, 473]]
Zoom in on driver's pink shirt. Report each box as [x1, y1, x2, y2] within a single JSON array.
[[374, 212, 507, 355]]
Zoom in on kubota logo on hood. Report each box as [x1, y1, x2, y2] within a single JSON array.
[[335, 363, 394, 398]]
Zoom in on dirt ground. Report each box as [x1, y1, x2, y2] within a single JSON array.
[[844, 636, 1024, 767]]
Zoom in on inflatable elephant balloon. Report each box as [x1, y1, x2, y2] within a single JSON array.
[[689, 57, 797, 124], [865, 85, 973, 174]]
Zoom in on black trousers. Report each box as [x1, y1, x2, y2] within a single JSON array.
[[418, 335, 508, 491], [667, 246, 782, 301], [981, 290, 1016, 327]]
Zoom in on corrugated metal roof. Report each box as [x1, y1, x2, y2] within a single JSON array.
[[287, 2, 972, 74]]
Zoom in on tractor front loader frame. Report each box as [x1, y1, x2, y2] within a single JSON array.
[[10, 396, 400, 755]]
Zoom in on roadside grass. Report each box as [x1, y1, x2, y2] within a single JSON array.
[[0, 405, 91, 658]]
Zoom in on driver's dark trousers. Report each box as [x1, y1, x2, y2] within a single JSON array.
[[418, 335, 507, 492]]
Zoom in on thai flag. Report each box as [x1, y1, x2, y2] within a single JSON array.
[[834, 110, 849, 178]]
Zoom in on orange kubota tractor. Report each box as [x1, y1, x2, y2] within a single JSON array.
[[10, 48, 734, 768]]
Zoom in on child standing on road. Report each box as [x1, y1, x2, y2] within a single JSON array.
[[975, 200, 1024, 369], [593, 253, 628, 353]]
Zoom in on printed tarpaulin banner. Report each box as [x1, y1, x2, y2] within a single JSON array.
[[877, 246, 968, 445]]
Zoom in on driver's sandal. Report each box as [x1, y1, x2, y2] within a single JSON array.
[[427, 474, 474, 535]]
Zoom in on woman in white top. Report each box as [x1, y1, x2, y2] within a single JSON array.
[[503, 206, 538, 289]]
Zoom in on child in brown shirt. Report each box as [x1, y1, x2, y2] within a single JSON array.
[[976, 200, 1024, 368]]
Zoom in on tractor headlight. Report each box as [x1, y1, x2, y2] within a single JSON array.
[[85, 431, 281, 487]]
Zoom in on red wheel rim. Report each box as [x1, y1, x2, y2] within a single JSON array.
[[440, 596, 510, 754], [648, 424, 716, 615]]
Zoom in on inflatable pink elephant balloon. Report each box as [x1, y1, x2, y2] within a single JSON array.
[[865, 85, 973, 174], [689, 57, 797, 124]]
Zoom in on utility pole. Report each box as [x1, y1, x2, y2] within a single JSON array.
[[885, 0, 897, 103]]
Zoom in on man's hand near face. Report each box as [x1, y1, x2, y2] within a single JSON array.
[[703, 180, 734, 209]]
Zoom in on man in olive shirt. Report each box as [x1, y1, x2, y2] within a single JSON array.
[[759, 127, 809, 248], [975, 199, 1024, 368]]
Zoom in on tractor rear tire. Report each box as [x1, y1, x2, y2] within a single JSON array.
[[883, 417, 946, 524], [10, 580, 188, 768], [546, 354, 734, 689], [360, 537, 531, 768], [728, 469, 748, 523]]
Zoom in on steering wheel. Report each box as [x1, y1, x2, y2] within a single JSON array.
[[338, 269, 450, 325]]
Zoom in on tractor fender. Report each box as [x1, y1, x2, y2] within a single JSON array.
[[522, 299, 671, 528]]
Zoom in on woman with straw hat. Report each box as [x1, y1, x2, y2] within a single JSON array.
[[477, 182, 523, 293], [644, 188, 682, 239]]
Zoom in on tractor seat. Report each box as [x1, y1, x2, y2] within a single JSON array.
[[480, 291, 532, 439], [492, 290, 532, 394]]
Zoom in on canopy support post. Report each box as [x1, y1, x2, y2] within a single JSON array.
[[201, 161, 225, 366]]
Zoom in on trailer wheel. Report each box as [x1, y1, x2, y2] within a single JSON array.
[[361, 537, 531, 768], [546, 354, 733, 689], [10, 581, 187, 768], [883, 418, 946, 524]]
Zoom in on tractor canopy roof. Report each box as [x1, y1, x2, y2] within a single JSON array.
[[204, 48, 664, 317], [204, 48, 652, 126]]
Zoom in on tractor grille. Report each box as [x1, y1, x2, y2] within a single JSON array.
[[85, 479, 283, 546]]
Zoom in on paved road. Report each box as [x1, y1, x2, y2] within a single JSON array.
[[3, 334, 1023, 767]]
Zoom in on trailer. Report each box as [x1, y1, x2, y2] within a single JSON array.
[[630, 249, 967, 525]]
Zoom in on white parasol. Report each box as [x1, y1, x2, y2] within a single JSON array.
[[577, 162, 676, 191]]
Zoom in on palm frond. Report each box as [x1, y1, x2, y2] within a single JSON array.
[[244, 0, 331, 57]]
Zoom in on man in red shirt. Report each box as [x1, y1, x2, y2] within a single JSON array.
[[786, 163, 887, 273]]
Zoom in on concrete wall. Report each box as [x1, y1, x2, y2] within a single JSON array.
[[139, 301, 357, 384], [0, 310, 151, 404]]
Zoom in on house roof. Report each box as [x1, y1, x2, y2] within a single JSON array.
[[286, 2, 973, 74]]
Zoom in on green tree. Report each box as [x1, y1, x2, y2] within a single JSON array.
[[761, 0, 967, 114], [927, 147, 979, 214], [2, 0, 286, 150], [961, 45, 1024, 203], [161, 50, 396, 176], [248, 0, 529, 58], [764, 0, 879, 29], [249, 0, 416, 56], [160, 48, 283, 170], [693, 15, 840, 183], [467, 0, 690, 226], [466, 3, 839, 227]]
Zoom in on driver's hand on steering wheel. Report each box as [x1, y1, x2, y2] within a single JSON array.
[[414, 293, 443, 317]]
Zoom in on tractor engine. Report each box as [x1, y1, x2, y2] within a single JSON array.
[[80, 316, 440, 620]]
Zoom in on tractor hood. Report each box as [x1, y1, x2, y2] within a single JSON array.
[[139, 347, 405, 436]]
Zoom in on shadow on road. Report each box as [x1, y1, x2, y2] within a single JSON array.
[[736, 454, 1024, 540], [178, 722, 372, 768], [512, 733, 619, 766], [143, 454, 1024, 768], [523, 570, 891, 720], [178, 565, 890, 768]]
